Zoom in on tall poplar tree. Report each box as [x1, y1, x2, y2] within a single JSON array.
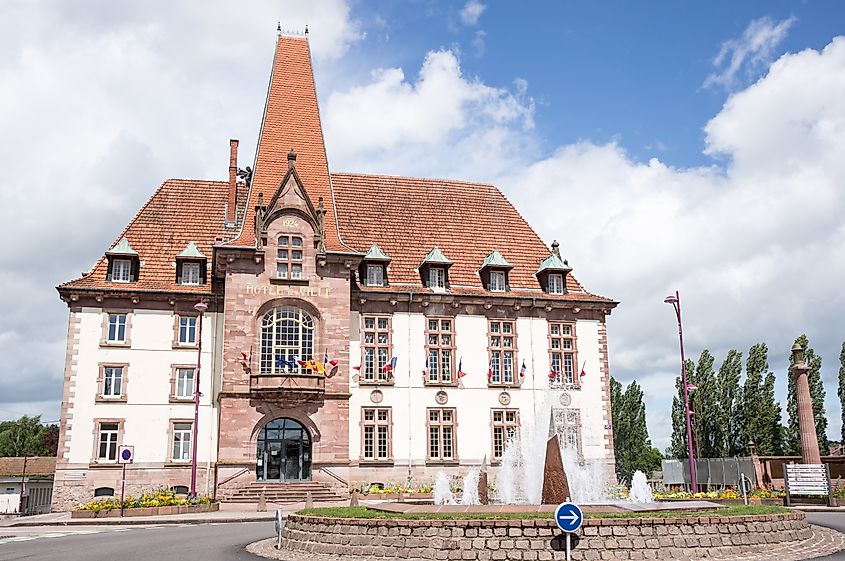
[[786, 335, 828, 456], [691, 350, 717, 458], [740, 343, 783, 455], [839, 342, 845, 444], [716, 350, 743, 456], [611, 377, 654, 483], [669, 358, 696, 458]]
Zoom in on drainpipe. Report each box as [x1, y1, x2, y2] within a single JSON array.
[[407, 292, 413, 481]]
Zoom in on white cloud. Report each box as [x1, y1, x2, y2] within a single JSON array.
[[704, 16, 796, 90], [459, 0, 487, 27]]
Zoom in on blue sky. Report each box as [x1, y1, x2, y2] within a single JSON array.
[[1, 0, 845, 454]]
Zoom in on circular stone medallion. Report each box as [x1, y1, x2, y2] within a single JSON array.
[[559, 392, 572, 407], [435, 390, 449, 405], [498, 391, 511, 406], [370, 389, 384, 404]]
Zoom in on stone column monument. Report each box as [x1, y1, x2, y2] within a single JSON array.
[[790, 343, 822, 464]]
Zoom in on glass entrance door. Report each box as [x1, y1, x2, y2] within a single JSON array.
[[257, 418, 312, 482]]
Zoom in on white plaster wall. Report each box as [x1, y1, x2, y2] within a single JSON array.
[[348, 312, 611, 466], [66, 307, 219, 466]]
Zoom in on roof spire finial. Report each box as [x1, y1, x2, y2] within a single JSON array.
[[288, 148, 297, 169], [304, 24, 309, 36], [551, 240, 560, 258], [277, 21, 281, 34]]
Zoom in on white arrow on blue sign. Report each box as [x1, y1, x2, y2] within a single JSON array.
[[554, 502, 583, 533]]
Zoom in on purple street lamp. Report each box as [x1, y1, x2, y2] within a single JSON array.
[[664, 291, 698, 492], [189, 300, 208, 499]]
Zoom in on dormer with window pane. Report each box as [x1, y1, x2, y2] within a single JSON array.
[[176, 242, 207, 286], [358, 244, 391, 287], [419, 247, 453, 292], [106, 237, 140, 283], [536, 240, 572, 295], [276, 235, 304, 280], [479, 250, 513, 293]]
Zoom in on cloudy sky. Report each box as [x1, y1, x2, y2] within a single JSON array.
[[2, 0, 844, 452]]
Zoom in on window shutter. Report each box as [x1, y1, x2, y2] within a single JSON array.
[[200, 260, 207, 285], [176, 261, 182, 284]]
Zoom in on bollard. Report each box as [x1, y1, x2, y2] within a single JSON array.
[[350, 490, 359, 507], [305, 491, 313, 509], [258, 491, 267, 512]]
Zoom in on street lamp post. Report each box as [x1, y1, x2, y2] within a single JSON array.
[[189, 300, 208, 499], [664, 291, 698, 492]]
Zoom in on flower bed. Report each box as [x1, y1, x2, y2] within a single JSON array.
[[71, 502, 219, 518], [71, 488, 217, 518]]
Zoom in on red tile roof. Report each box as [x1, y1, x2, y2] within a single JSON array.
[[227, 35, 347, 251], [0, 457, 56, 477], [59, 179, 228, 294]]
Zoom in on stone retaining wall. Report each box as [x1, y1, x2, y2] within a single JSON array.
[[282, 512, 810, 560]]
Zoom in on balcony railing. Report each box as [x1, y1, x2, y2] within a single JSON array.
[[249, 373, 325, 402]]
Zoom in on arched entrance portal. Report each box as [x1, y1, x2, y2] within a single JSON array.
[[256, 418, 312, 482]]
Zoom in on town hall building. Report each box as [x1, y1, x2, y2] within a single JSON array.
[[52, 32, 618, 510]]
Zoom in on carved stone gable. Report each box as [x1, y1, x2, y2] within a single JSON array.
[[254, 164, 327, 253]]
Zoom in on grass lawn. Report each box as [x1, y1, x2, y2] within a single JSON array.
[[296, 504, 789, 521]]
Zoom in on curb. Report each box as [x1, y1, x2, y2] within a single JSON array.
[[9, 514, 278, 527]]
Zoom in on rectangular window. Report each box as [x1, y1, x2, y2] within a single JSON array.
[[547, 273, 564, 294], [366, 265, 384, 287], [97, 423, 119, 461], [181, 262, 201, 285], [112, 259, 132, 282], [427, 408, 457, 462], [176, 368, 195, 398], [107, 314, 127, 343], [102, 367, 123, 397], [277, 235, 304, 279], [172, 422, 193, 461], [361, 407, 392, 461], [178, 316, 197, 345], [361, 316, 392, 383], [549, 322, 578, 387], [428, 267, 446, 290], [425, 318, 454, 384], [488, 320, 517, 385], [489, 270, 506, 292], [491, 409, 520, 461], [552, 408, 583, 459]]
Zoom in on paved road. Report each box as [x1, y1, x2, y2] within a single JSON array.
[[0, 521, 276, 561], [806, 512, 845, 560]]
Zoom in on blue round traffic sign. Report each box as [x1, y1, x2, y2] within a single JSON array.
[[554, 502, 583, 533], [121, 448, 132, 461]]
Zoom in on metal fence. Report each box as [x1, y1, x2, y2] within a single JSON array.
[[662, 457, 758, 488]]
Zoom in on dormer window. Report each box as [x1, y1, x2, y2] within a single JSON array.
[[366, 264, 384, 287], [112, 259, 132, 283], [489, 271, 506, 292], [479, 250, 512, 293], [359, 244, 391, 288], [277, 235, 304, 280], [106, 237, 139, 283], [547, 274, 564, 295], [175, 242, 207, 286], [428, 267, 446, 290]]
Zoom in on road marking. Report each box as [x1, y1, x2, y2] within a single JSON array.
[[0, 527, 137, 546]]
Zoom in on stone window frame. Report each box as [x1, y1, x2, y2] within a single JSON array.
[[487, 319, 519, 388], [167, 418, 194, 464], [426, 407, 458, 464], [365, 264, 384, 287], [172, 313, 199, 349], [360, 407, 393, 464], [95, 362, 129, 403], [549, 322, 580, 389], [276, 234, 304, 280], [491, 408, 520, 463], [169, 364, 196, 403], [360, 315, 393, 386], [91, 418, 124, 465], [424, 317, 457, 386], [100, 310, 132, 347], [552, 407, 584, 461]]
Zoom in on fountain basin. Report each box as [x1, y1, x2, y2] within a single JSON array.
[[367, 499, 723, 515]]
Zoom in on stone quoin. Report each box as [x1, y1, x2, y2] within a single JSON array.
[[51, 31, 618, 511]]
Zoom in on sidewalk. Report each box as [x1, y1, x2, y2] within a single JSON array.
[[0, 500, 348, 528]]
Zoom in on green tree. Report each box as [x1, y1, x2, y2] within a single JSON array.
[[786, 335, 828, 456], [739, 344, 783, 456], [611, 378, 655, 483], [0, 415, 49, 457], [691, 350, 717, 458], [669, 358, 696, 458], [839, 342, 845, 444], [715, 349, 743, 456]]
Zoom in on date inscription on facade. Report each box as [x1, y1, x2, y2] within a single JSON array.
[[280, 219, 300, 228], [245, 284, 332, 298]]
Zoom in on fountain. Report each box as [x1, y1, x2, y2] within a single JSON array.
[[433, 470, 454, 505], [628, 470, 655, 503], [460, 468, 480, 505]]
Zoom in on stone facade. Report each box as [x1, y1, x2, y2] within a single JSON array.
[[281, 512, 811, 561]]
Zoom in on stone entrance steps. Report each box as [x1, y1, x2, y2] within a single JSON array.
[[218, 482, 346, 504]]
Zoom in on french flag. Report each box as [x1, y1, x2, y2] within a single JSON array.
[[382, 356, 398, 373], [324, 350, 339, 367], [519, 360, 526, 380], [548, 368, 558, 381], [457, 358, 466, 379]]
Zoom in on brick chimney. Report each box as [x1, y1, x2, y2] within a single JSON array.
[[227, 139, 239, 224]]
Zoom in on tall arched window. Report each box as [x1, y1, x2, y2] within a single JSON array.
[[260, 307, 315, 374]]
